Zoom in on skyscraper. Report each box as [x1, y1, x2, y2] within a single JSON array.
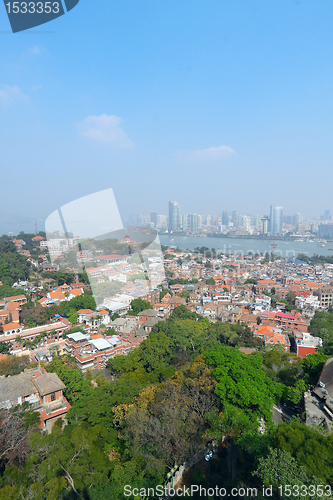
[[169, 200, 181, 231], [232, 211, 239, 228], [252, 215, 262, 230], [222, 211, 229, 226], [182, 214, 199, 232], [261, 216, 270, 234], [293, 213, 302, 226], [156, 214, 167, 228], [150, 212, 157, 227], [269, 206, 283, 235], [239, 215, 251, 228]]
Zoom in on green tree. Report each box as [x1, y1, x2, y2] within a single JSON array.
[[140, 332, 174, 372], [204, 344, 283, 426], [120, 360, 218, 472], [308, 309, 333, 355], [0, 356, 29, 376], [0, 342, 10, 354], [67, 308, 78, 324], [178, 290, 190, 301], [160, 287, 172, 301], [286, 291, 297, 303], [253, 448, 309, 499], [27, 423, 112, 497], [128, 298, 151, 316], [276, 421, 333, 485], [302, 352, 329, 385]]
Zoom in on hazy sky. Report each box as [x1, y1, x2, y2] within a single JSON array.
[[1, 0, 333, 233]]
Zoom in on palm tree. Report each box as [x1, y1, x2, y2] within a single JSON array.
[[15, 335, 23, 350], [23, 339, 32, 349]]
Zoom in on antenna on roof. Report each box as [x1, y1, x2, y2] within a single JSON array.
[[35, 222, 38, 236]]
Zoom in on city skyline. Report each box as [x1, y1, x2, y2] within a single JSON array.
[[127, 204, 332, 225], [2, 202, 332, 236], [124, 201, 333, 238]]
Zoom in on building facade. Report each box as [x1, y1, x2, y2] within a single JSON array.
[[169, 200, 181, 231], [269, 205, 283, 235]]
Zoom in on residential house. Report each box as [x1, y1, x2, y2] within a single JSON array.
[[256, 280, 277, 293], [316, 286, 333, 309], [65, 334, 135, 373], [294, 330, 322, 358], [137, 309, 159, 324], [167, 296, 186, 310], [0, 367, 70, 433]]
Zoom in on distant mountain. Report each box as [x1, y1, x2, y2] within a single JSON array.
[[0, 212, 45, 236]]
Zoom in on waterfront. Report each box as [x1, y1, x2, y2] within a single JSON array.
[[159, 235, 333, 259]]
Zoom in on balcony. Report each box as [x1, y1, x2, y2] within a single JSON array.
[[42, 398, 67, 415]]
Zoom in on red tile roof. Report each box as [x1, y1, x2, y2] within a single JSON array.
[[3, 322, 21, 331]]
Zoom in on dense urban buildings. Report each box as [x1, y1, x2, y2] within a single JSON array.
[[127, 202, 333, 239]]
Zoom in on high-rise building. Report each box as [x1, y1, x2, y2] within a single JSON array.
[[203, 215, 212, 226], [156, 214, 167, 228], [191, 214, 198, 232], [293, 213, 302, 226], [283, 215, 293, 225], [150, 212, 157, 228], [324, 210, 331, 221], [239, 215, 251, 228], [232, 211, 239, 228], [169, 200, 181, 231], [222, 211, 228, 226], [318, 223, 333, 238], [182, 214, 199, 232], [269, 206, 283, 235], [182, 214, 190, 232], [261, 216, 270, 234], [252, 215, 262, 230], [210, 215, 219, 226]]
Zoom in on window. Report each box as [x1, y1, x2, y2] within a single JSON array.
[[51, 392, 56, 402]]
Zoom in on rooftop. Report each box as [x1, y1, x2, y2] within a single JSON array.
[[33, 372, 65, 396], [67, 332, 91, 342], [89, 338, 113, 351], [0, 373, 36, 403]]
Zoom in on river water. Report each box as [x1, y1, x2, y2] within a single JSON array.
[[159, 235, 333, 259]]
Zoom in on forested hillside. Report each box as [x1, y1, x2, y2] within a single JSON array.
[[0, 237, 31, 287], [0, 306, 331, 499]]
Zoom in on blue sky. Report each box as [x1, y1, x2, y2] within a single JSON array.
[[1, 0, 333, 233]]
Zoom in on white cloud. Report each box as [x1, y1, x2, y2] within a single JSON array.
[[0, 85, 28, 105], [76, 114, 134, 148], [174, 145, 237, 163], [32, 85, 43, 92], [28, 46, 43, 55]]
